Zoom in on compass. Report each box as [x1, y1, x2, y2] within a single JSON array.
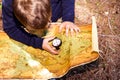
[[52, 37, 62, 50]]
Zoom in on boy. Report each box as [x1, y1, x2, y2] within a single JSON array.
[[2, 0, 79, 54], [2, 0, 58, 54]]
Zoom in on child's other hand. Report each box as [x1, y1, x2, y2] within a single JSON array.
[[59, 21, 80, 36], [42, 37, 59, 55]]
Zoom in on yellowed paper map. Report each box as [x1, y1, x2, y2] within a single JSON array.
[[0, 23, 99, 79]]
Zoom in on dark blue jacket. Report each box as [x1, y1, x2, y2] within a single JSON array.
[[51, 0, 75, 22], [2, 0, 75, 49]]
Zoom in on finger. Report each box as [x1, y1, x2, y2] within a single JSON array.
[[74, 28, 79, 32], [52, 46, 56, 50], [66, 25, 70, 36], [73, 26, 80, 33], [59, 24, 64, 32], [72, 25, 79, 31], [70, 28, 74, 36], [76, 26, 81, 32], [47, 36, 55, 42], [47, 45, 58, 55], [77, 27, 81, 32]]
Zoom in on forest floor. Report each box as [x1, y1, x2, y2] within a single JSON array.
[[0, 0, 120, 80]]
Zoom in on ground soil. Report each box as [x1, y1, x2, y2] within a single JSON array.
[[0, 0, 120, 80]]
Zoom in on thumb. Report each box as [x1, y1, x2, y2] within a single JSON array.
[[47, 36, 55, 42], [59, 24, 64, 32]]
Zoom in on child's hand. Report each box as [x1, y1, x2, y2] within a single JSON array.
[[59, 21, 80, 36], [42, 37, 59, 55]]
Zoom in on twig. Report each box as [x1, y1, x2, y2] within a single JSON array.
[[107, 16, 114, 35], [99, 34, 120, 39], [104, 12, 115, 35]]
